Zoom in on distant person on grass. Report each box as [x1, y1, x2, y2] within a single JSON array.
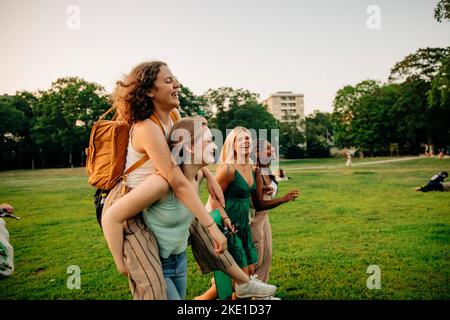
[[275, 168, 289, 182], [345, 151, 353, 167], [415, 171, 450, 192]]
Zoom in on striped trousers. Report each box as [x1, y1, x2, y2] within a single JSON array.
[[102, 183, 234, 299]]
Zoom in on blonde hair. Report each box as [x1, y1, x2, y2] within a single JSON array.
[[169, 117, 208, 165], [219, 126, 252, 165]]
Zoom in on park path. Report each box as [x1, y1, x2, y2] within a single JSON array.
[[282, 156, 424, 172], [1, 156, 430, 182]]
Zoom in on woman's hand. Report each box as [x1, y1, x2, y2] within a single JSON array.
[[116, 260, 129, 277], [222, 216, 236, 234], [207, 223, 227, 255], [282, 189, 300, 202]]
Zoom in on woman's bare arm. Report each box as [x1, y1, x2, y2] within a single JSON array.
[[251, 167, 299, 211], [208, 164, 235, 231], [134, 119, 227, 253], [201, 167, 225, 207]]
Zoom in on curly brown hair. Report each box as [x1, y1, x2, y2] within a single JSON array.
[[113, 61, 166, 124]]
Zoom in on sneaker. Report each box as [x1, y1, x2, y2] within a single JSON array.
[[235, 274, 277, 298]]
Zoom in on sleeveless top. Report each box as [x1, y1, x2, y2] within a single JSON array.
[[261, 168, 278, 200], [264, 179, 278, 200], [143, 190, 193, 258], [124, 117, 173, 188]]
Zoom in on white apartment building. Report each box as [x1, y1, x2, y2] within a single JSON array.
[[263, 91, 305, 129]]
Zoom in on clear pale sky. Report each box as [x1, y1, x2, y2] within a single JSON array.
[[1, 0, 449, 115]]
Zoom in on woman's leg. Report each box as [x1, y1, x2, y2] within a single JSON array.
[[123, 214, 167, 300], [259, 214, 272, 283], [172, 252, 188, 299], [191, 218, 276, 300], [161, 252, 187, 300], [165, 278, 182, 300], [195, 265, 250, 300], [251, 212, 266, 275]]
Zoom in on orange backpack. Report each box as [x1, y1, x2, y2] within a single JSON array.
[[85, 106, 180, 190]]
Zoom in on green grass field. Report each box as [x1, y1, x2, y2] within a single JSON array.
[[0, 157, 449, 300]]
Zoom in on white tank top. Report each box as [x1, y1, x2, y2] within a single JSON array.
[[124, 118, 173, 188], [263, 179, 278, 200]]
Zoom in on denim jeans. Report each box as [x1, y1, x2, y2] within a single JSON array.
[[160, 251, 187, 300]]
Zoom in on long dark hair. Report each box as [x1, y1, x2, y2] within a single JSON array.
[[254, 139, 277, 185]]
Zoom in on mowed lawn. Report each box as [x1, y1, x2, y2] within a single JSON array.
[[0, 157, 448, 300]]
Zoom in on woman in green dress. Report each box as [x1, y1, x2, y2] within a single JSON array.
[[196, 126, 261, 299]]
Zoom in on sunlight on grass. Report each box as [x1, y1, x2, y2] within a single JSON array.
[[0, 158, 448, 299]]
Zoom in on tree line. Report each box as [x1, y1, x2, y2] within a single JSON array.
[[2, 46, 449, 170], [0, 78, 329, 170], [332, 47, 450, 156]]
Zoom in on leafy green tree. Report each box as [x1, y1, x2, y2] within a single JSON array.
[[0, 92, 38, 169], [204, 87, 260, 114], [279, 116, 306, 158], [389, 47, 450, 83], [435, 0, 450, 22], [305, 111, 333, 158], [178, 85, 207, 117], [428, 53, 450, 147], [390, 47, 450, 149], [332, 80, 380, 148], [0, 97, 26, 169], [392, 79, 430, 153], [32, 77, 110, 167], [210, 101, 278, 136], [352, 84, 400, 155]]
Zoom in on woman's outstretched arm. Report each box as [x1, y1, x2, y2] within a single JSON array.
[[251, 167, 299, 211]]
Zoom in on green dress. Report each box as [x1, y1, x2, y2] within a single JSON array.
[[224, 165, 259, 268]]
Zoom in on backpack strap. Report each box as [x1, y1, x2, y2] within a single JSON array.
[[149, 109, 181, 131], [123, 154, 149, 175], [98, 106, 116, 121], [122, 109, 181, 182], [169, 109, 181, 122]]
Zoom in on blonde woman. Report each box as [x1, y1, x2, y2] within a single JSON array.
[[196, 127, 260, 299], [137, 117, 216, 299]]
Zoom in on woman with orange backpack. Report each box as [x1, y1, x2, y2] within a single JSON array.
[[101, 61, 226, 298], [101, 61, 276, 299]]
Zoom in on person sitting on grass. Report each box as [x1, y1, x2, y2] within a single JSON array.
[[0, 203, 15, 278], [415, 171, 449, 192]]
